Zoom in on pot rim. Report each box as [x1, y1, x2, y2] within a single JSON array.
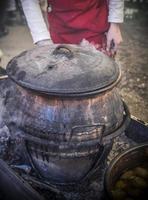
[[7, 70, 121, 97], [104, 142, 148, 199]]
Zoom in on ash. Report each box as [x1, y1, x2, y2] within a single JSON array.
[[31, 133, 137, 200], [0, 122, 137, 200], [0, 79, 26, 163], [107, 132, 136, 165], [0, 79, 137, 200], [0, 80, 9, 160], [0, 125, 10, 158]]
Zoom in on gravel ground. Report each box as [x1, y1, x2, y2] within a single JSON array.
[[117, 5, 148, 122]]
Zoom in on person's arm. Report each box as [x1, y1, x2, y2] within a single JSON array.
[[107, 0, 124, 55], [20, 0, 51, 44], [108, 0, 124, 23]]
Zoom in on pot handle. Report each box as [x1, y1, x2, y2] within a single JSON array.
[[71, 123, 105, 144], [52, 45, 74, 59]]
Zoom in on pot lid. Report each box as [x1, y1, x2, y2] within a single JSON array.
[[6, 44, 121, 96]]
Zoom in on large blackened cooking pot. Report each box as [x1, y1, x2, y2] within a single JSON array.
[[4, 44, 130, 186]]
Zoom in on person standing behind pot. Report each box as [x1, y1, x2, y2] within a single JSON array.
[[21, 0, 124, 57]]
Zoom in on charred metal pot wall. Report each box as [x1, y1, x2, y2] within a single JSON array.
[[3, 44, 130, 186]]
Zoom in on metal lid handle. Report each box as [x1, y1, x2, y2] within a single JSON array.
[[52, 45, 74, 59]]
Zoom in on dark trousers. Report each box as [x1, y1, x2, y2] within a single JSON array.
[[0, 1, 9, 29]]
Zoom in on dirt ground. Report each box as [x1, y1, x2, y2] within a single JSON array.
[[117, 5, 148, 122], [0, 4, 148, 122]]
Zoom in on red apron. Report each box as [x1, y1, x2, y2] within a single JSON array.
[[47, 0, 109, 48]]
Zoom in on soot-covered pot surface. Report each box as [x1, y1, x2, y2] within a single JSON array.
[[3, 44, 129, 186]]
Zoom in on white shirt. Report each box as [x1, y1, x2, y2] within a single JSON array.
[[21, 0, 124, 43]]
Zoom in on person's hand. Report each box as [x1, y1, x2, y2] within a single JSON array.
[[106, 23, 123, 57], [36, 39, 53, 46]]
